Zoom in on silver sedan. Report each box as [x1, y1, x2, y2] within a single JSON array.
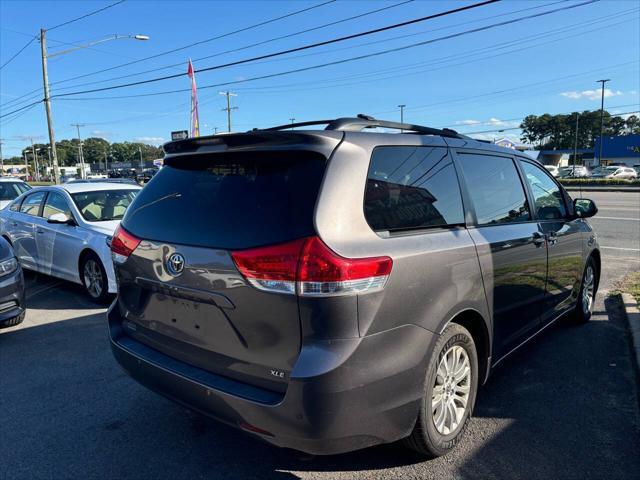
[[0, 182, 141, 302]]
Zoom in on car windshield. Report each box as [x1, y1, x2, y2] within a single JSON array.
[[70, 189, 139, 222], [0, 181, 31, 201]]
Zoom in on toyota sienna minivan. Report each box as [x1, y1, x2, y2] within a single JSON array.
[[108, 115, 600, 457]]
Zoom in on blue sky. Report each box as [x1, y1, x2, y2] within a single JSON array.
[[1, 0, 638, 157]]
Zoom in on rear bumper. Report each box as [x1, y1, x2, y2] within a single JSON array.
[[108, 304, 436, 455], [0, 266, 25, 327]]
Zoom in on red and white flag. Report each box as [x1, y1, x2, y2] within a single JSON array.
[[187, 59, 200, 138]]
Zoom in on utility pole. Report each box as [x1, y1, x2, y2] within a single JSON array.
[[23, 152, 30, 179], [0, 140, 4, 176], [47, 146, 52, 177], [40, 28, 60, 185], [289, 118, 295, 130], [213, 126, 219, 134], [71, 123, 86, 178], [596, 79, 610, 167], [30, 138, 40, 181], [398, 104, 406, 133], [104, 149, 109, 174], [138, 145, 144, 170], [573, 112, 579, 167], [219, 91, 238, 132]]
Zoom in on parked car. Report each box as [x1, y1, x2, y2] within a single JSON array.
[[558, 165, 590, 178], [0, 177, 31, 210], [0, 236, 25, 329], [591, 166, 638, 179], [135, 168, 159, 184], [108, 115, 600, 457], [544, 165, 559, 177], [67, 178, 140, 186], [0, 182, 141, 302], [632, 164, 640, 175]]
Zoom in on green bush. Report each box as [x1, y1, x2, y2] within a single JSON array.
[[559, 178, 640, 186]]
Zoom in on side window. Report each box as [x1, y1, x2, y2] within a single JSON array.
[[18, 191, 46, 216], [364, 146, 465, 232], [520, 161, 567, 220], [457, 154, 530, 225], [9, 198, 23, 212], [42, 192, 72, 219]]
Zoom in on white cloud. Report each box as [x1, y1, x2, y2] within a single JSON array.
[[560, 88, 623, 100], [134, 136, 165, 146], [91, 130, 113, 139]]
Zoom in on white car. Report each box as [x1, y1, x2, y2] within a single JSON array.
[[591, 166, 638, 180], [544, 165, 559, 177], [0, 182, 141, 302], [0, 177, 31, 210]]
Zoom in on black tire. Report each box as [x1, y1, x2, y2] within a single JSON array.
[[571, 257, 597, 325], [403, 323, 478, 457], [0, 311, 25, 329], [80, 252, 111, 304]]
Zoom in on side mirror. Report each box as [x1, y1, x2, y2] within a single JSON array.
[[574, 198, 598, 219], [47, 212, 75, 225]]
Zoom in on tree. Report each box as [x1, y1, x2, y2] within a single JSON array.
[[519, 109, 637, 150]]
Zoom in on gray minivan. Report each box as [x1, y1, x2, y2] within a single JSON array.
[[108, 116, 600, 457]]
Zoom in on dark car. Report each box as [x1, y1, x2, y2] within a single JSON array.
[[108, 115, 600, 457], [135, 168, 159, 184], [0, 236, 25, 329]]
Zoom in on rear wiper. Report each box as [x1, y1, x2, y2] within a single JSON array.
[[126, 192, 182, 221]]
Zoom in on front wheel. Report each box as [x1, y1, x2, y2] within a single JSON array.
[[403, 323, 478, 457], [572, 257, 597, 324], [81, 253, 110, 304]]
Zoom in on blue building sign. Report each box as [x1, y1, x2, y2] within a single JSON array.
[[594, 134, 640, 159]]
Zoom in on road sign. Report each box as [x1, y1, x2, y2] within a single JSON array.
[[171, 130, 188, 141]]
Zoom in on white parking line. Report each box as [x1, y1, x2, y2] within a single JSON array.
[[601, 246, 640, 252], [593, 216, 640, 221]]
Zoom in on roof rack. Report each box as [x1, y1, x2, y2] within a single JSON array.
[[255, 114, 465, 139]]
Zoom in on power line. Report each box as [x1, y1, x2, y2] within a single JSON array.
[[0, 36, 37, 71], [47, 0, 416, 92], [47, 0, 126, 31], [53, 0, 599, 102], [44, 0, 337, 88], [0, 100, 44, 119], [51, 0, 503, 98]]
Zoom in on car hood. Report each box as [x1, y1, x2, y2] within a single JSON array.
[[83, 220, 121, 236]]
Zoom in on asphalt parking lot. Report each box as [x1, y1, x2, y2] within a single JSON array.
[[1, 191, 639, 480]]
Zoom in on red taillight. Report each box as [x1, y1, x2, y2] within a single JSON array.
[[231, 236, 392, 296], [110, 225, 141, 263]]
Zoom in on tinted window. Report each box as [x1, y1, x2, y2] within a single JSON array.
[[71, 190, 138, 222], [0, 182, 30, 201], [520, 161, 567, 220], [364, 146, 464, 232], [43, 192, 72, 219], [122, 152, 326, 249], [19, 191, 46, 216], [457, 154, 530, 225]]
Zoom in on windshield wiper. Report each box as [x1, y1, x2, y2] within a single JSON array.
[[126, 192, 182, 221]]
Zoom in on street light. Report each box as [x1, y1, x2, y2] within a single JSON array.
[[40, 31, 150, 184]]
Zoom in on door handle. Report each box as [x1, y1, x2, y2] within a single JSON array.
[[10, 222, 18, 227], [547, 231, 558, 246], [532, 232, 545, 247], [36, 228, 44, 234]]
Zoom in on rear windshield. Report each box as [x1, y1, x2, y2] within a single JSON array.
[[121, 151, 326, 249], [0, 182, 30, 201], [71, 189, 139, 222]]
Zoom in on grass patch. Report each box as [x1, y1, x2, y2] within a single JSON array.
[[611, 271, 640, 303], [559, 178, 640, 186], [28, 181, 55, 186]]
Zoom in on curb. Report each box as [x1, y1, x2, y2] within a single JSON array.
[[621, 293, 640, 375]]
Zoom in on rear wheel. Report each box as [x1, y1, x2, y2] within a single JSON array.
[[572, 257, 597, 324], [81, 253, 110, 304], [403, 323, 478, 457]]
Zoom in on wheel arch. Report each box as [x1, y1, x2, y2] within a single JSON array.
[[441, 308, 491, 385], [78, 248, 101, 280]]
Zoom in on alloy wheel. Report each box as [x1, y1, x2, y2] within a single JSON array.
[[582, 265, 595, 315], [83, 259, 103, 299], [431, 345, 471, 435]]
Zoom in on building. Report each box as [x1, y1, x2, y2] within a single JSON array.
[[532, 134, 639, 167]]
